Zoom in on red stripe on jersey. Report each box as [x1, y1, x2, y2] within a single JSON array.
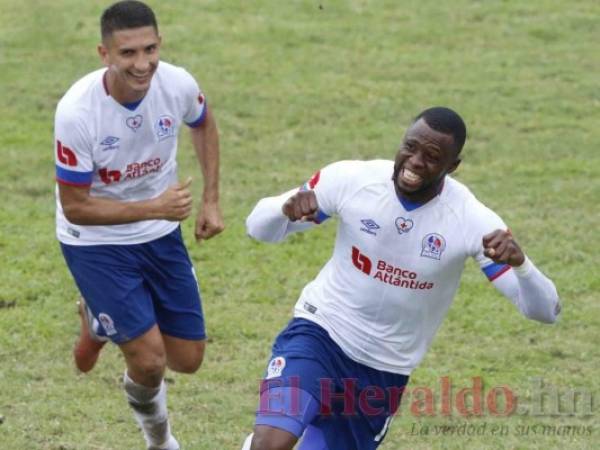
[[308, 170, 321, 189], [489, 264, 511, 281]]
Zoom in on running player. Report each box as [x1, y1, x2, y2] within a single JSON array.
[[242, 107, 560, 450], [54, 2, 223, 449]]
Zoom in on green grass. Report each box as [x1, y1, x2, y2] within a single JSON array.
[[1, 0, 598, 449]]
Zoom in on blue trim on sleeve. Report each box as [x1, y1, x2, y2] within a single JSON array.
[[298, 184, 329, 223], [482, 262, 511, 280], [314, 210, 330, 224], [56, 165, 93, 185], [186, 105, 207, 128]]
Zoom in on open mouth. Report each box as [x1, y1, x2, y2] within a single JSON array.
[[399, 167, 423, 188]]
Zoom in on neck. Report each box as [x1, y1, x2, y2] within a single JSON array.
[[105, 71, 146, 104]]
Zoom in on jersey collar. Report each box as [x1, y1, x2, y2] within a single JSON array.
[[102, 70, 147, 112], [395, 178, 446, 212]]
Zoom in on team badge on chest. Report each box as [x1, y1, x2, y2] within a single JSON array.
[[421, 233, 446, 260], [395, 217, 414, 234], [156, 115, 175, 141], [126, 115, 143, 131]]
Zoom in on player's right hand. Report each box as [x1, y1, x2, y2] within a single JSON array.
[[282, 190, 319, 222], [156, 177, 193, 221]]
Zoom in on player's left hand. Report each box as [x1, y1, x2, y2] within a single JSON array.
[[195, 201, 224, 242], [482, 229, 525, 267]]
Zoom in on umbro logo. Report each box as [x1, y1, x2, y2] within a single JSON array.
[[100, 136, 120, 151], [360, 219, 380, 236]]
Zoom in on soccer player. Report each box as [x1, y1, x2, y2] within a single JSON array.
[[54, 2, 223, 449], [242, 107, 560, 450]]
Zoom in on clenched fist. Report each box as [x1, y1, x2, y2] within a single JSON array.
[[282, 190, 319, 222], [482, 229, 525, 267]]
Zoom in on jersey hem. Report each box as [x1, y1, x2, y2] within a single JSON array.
[[56, 221, 179, 246]]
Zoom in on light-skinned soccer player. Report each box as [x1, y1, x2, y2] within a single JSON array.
[[242, 107, 560, 450], [54, 2, 223, 449]]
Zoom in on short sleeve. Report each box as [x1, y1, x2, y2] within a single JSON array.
[[465, 200, 512, 281], [178, 69, 207, 128], [54, 108, 94, 187], [301, 160, 360, 222]]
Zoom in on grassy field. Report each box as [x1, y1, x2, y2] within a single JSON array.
[[0, 0, 598, 449]]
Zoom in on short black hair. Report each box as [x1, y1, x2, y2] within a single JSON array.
[[414, 107, 467, 153], [101, 1, 158, 41]]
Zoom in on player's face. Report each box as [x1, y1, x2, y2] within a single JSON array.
[[393, 118, 461, 201], [98, 26, 161, 102]]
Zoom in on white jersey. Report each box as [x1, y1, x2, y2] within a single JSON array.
[[247, 160, 560, 375], [54, 61, 206, 245]]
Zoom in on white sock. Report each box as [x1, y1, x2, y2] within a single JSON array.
[[241, 433, 254, 450], [123, 371, 178, 450]]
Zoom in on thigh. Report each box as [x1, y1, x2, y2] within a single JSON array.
[[309, 370, 408, 450], [251, 425, 298, 450], [297, 425, 329, 450], [266, 318, 409, 450], [61, 242, 156, 344], [141, 228, 206, 340], [254, 321, 332, 439]]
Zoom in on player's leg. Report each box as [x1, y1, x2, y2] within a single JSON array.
[[119, 325, 179, 450], [73, 297, 108, 372], [142, 227, 207, 374], [61, 244, 116, 373], [61, 242, 178, 450], [162, 334, 205, 374], [242, 380, 326, 450], [240, 318, 336, 450], [245, 423, 329, 450], [245, 424, 330, 450], [249, 426, 298, 450], [297, 425, 329, 450], [262, 318, 410, 450], [247, 385, 321, 450]]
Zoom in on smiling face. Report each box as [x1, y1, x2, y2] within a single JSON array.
[[98, 25, 161, 103], [393, 118, 461, 203]]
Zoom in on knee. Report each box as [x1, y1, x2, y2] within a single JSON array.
[[171, 352, 204, 374], [250, 428, 296, 450], [168, 342, 205, 374], [128, 352, 167, 386]]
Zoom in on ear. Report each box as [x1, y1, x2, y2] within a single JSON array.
[[97, 43, 109, 66], [447, 158, 461, 174]]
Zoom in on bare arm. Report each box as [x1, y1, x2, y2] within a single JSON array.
[[190, 105, 224, 241], [59, 178, 193, 225]]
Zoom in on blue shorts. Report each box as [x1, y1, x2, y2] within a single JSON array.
[[255, 318, 409, 450], [60, 227, 205, 344]]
